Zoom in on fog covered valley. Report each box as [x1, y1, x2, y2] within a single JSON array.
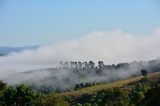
[[1, 59, 159, 93]]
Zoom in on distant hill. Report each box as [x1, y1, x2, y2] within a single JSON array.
[[0, 46, 39, 56]]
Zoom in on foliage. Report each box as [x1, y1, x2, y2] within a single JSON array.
[[141, 69, 148, 76], [134, 83, 151, 93], [0, 80, 7, 91], [75, 82, 95, 90], [142, 85, 160, 106], [34, 93, 69, 106], [0, 84, 37, 106], [72, 88, 130, 106]]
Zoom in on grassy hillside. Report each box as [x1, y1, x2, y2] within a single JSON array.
[[58, 72, 160, 97]]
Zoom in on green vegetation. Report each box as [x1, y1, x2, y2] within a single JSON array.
[[141, 69, 148, 77], [0, 71, 160, 105], [34, 94, 69, 106], [0, 81, 68, 106], [58, 75, 143, 97]]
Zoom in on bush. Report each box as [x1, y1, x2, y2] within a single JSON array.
[[34, 94, 69, 106], [1, 84, 37, 106]]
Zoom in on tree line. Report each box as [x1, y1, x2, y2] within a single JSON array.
[[58, 59, 160, 73], [59, 61, 131, 70]]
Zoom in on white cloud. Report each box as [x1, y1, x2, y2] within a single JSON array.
[[0, 28, 160, 88], [0, 28, 160, 69]]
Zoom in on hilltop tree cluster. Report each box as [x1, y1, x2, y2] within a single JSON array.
[[59, 61, 130, 70], [58, 60, 160, 74], [58, 61, 131, 74]]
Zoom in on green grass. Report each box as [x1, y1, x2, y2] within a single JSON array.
[[57, 72, 160, 97]]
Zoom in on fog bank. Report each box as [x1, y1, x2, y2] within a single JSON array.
[[0, 28, 160, 91]]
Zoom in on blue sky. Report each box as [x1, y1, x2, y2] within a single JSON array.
[[0, 0, 160, 46]]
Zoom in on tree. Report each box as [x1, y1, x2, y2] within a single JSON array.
[[141, 69, 148, 76], [2, 84, 37, 106], [131, 92, 145, 105], [83, 103, 92, 106], [75, 84, 80, 90], [0, 80, 7, 91], [83, 62, 89, 69], [80, 83, 84, 88], [76, 103, 82, 106], [35, 94, 69, 106], [89, 61, 95, 69], [98, 61, 104, 69], [78, 61, 82, 69], [142, 86, 160, 106]]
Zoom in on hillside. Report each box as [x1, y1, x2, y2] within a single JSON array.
[[58, 71, 160, 97]]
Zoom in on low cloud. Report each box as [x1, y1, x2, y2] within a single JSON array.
[[0, 28, 160, 65], [0, 28, 160, 89]]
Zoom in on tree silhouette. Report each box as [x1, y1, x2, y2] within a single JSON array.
[[141, 69, 148, 76]]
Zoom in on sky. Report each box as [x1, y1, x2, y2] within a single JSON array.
[[0, 0, 160, 46]]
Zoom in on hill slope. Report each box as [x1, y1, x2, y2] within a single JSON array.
[[58, 72, 160, 97]]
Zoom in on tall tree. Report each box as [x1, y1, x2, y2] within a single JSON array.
[[141, 69, 148, 76]]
